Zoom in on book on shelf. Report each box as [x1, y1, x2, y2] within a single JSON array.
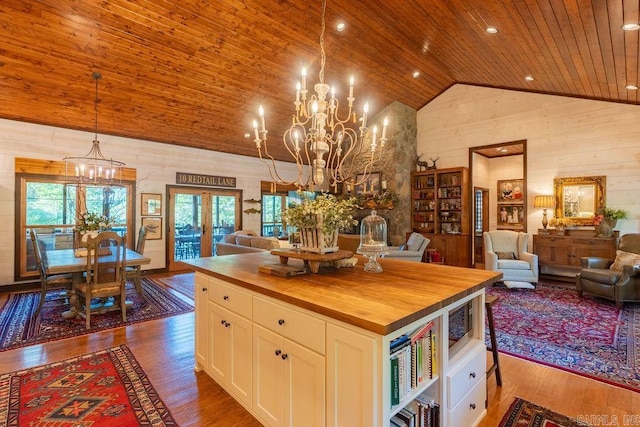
[[390, 356, 400, 405], [390, 322, 438, 405]]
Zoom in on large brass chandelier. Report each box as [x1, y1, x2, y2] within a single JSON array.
[[251, 0, 388, 191], [63, 72, 125, 185]]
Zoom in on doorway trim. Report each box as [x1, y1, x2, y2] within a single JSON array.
[[468, 140, 527, 265]]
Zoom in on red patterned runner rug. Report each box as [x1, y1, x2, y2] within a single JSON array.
[[0, 278, 193, 352], [0, 344, 177, 426], [487, 281, 640, 392], [499, 398, 587, 426]]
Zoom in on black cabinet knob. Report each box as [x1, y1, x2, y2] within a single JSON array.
[[223, 295, 229, 300], [278, 319, 285, 325], [220, 320, 225, 325], [275, 349, 281, 356], [224, 321, 230, 327], [202, 287, 207, 292], [469, 372, 476, 378], [470, 403, 476, 410], [281, 353, 288, 360]]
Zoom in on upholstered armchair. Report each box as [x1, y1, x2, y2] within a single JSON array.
[[576, 233, 640, 308], [483, 230, 538, 284], [384, 232, 430, 262]]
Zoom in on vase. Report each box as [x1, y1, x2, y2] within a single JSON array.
[[595, 219, 616, 238], [299, 226, 339, 254], [77, 230, 100, 249]]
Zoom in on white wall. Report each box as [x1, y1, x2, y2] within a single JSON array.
[[0, 118, 297, 285], [417, 84, 640, 237]]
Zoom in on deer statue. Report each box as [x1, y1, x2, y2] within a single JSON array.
[[427, 157, 439, 170], [416, 154, 430, 171]]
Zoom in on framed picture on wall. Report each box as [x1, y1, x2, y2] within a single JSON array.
[[497, 179, 524, 203], [142, 217, 162, 240], [497, 204, 525, 229], [354, 172, 381, 195], [141, 193, 162, 216]]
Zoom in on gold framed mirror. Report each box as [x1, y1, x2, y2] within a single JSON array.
[[553, 176, 606, 225]]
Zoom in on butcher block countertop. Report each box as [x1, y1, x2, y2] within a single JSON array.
[[184, 252, 502, 335]]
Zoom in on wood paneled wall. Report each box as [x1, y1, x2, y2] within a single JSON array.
[[417, 84, 640, 236]]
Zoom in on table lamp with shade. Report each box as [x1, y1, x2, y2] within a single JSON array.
[[534, 195, 555, 230]]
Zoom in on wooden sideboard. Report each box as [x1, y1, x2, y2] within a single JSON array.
[[533, 230, 616, 280]]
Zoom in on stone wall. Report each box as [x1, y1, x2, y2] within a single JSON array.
[[364, 101, 417, 246]]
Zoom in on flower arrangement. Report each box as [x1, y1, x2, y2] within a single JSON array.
[[74, 211, 113, 233], [283, 193, 358, 235], [593, 206, 628, 225], [548, 217, 575, 229]]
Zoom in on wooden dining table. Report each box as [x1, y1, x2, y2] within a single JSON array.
[[46, 248, 151, 319]]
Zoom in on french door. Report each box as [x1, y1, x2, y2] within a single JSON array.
[[167, 186, 242, 270]]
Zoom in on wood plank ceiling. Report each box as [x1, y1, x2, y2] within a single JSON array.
[[1, 0, 639, 162]]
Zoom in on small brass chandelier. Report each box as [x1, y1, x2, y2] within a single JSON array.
[[64, 72, 125, 185], [251, 0, 388, 191]]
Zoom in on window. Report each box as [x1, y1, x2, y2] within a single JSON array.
[[15, 158, 135, 281], [261, 193, 286, 237]]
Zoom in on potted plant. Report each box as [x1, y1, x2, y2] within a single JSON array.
[[283, 193, 357, 253], [592, 206, 628, 237], [74, 211, 113, 246]]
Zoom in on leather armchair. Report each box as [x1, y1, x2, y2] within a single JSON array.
[[483, 230, 538, 284], [384, 232, 430, 262], [576, 234, 640, 308]]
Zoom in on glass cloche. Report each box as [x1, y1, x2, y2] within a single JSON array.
[[357, 210, 388, 273]]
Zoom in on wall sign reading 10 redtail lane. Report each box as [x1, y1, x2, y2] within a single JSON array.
[[176, 172, 236, 188]]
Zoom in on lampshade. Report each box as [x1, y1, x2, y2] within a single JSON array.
[[534, 195, 554, 208]]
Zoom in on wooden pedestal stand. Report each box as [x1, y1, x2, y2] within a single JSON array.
[[269, 248, 354, 274]]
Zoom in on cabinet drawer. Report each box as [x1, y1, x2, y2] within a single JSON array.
[[448, 378, 485, 427], [447, 343, 484, 408], [208, 277, 252, 319], [253, 297, 325, 355]]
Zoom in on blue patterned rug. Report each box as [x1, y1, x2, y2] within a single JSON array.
[[487, 281, 639, 392], [0, 278, 194, 352]]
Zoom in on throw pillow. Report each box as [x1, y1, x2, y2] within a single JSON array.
[[495, 251, 516, 260], [223, 233, 236, 244], [235, 235, 253, 247], [609, 250, 640, 271]]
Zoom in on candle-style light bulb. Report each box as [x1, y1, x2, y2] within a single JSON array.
[[296, 82, 301, 103], [382, 117, 388, 140], [301, 67, 307, 90], [253, 119, 260, 140], [349, 75, 354, 98], [371, 125, 378, 152], [258, 105, 265, 131]]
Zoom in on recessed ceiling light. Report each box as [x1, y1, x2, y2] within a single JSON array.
[[622, 23, 640, 31], [626, 85, 639, 90], [525, 75, 534, 81], [412, 71, 420, 79], [336, 22, 346, 32], [486, 27, 498, 34], [244, 133, 251, 139]]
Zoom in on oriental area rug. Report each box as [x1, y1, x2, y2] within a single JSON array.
[[0, 278, 194, 352], [499, 398, 586, 427], [487, 281, 640, 392], [0, 344, 177, 426]]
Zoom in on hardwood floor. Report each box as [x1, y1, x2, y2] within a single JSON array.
[[1, 275, 638, 426]]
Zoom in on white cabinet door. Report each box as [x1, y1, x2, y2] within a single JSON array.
[[208, 301, 229, 383], [227, 308, 253, 407], [326, 323, 378, 427], [194, 273, 209, 370], [254, 324, 284, 427], [283, 338, 325, 427], [208, 302, 253, 407]]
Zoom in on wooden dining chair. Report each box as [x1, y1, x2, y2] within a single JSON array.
[[125, 225, 148, 299], [29, 229, 74, 317], [75, 231, 127, 329]]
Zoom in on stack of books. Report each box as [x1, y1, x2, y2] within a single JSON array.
[[390, 321, 437, 406], [391, 396, 440, 427]]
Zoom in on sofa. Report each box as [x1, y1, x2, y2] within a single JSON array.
[[215, 230, 281, 256]]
